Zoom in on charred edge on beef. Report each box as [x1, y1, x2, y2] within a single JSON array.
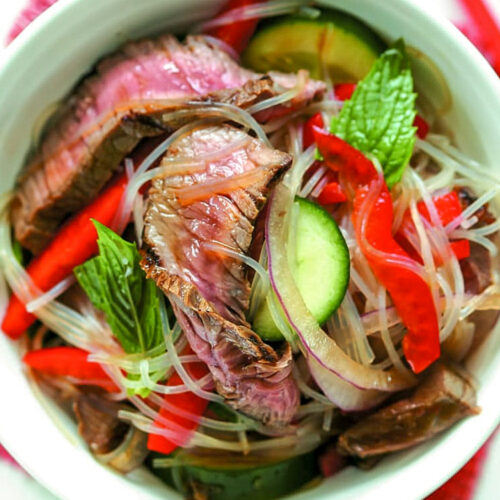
[[12, 34, 325, 254], [140, 124, 299, 425]]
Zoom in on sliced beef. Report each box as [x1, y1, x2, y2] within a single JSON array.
[[461, 242, 493, 295], [337, 362, 479, 459], [34, 372, 145, 464], [455, 186, 497, 294], [73, 388, 130, 455], [145, 271, 299, 426], [456, 187, 496, 228], [73, 387, 149, 472], [144, 125, 291, 322], [142, 124, 299, 425], [13, 35, 325, 254]]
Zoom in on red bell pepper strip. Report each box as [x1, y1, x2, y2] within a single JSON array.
[[417, 191, 470, 261], [414, 114, 430, 139], [23, 347, 118, 392], [303, 113, 325, 149], [334, 83, 357, 101], [206, 0, 266, 54], [416, 191, 462, 227], [147, 347, 210, 455], [318, 182, 347, 205], [399, 191, 470, 263], [2, 173, 128, 340], [312, 129, 377, 188], [303, 114, 346, 205], [313, 126, 440, 373], [450, 240, 471, 261]]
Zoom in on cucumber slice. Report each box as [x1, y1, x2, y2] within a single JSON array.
[[166, 452, 318, 500], [253, 198, 350, 341], [243, 10, 385, 83]]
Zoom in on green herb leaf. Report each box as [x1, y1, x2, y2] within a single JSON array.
[[13, 239, 24, 265], [331, 41, 417, 188], [74, 221, 164, 357]]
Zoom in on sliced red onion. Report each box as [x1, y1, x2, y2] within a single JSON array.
[[265, 182, 415, 392], [308, 357, 388, 411]]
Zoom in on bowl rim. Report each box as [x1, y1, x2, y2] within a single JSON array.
[[0, 1, 499, 500]]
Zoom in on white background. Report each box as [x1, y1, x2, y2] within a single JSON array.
[[0, 0, 498, 499]]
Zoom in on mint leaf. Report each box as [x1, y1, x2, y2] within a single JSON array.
[[74, 222, 164, 394], [331, 41, 417, 188]]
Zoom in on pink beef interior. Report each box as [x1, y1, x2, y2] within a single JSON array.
[[142, 124, 300, 425], [144, 124, 290, 322], [13, 34, 325, 254]]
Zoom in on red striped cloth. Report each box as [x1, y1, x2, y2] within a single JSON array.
[[2, 1, 499, 499], [458, 0, 500, 74], [426, 434, 497, 500], [6, 0, 59, 44], [0, 443, 19, 468]]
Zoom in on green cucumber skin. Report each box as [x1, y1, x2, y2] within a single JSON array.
[[252, 294, 287, 342], [253, 198, 350, 341], [169, 452, 318, 500], [294, 198, 350, 323], [243, 9, 386, 82], [257, 10, 386, 54]]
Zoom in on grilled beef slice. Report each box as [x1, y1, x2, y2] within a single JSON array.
[[461, 242, 493, 295], [456, 187, 497, 295], [13, 35, 325, 254], [73, 388, 130, 455], [141, 124, 299, 426], [35, 372, 140, 461], [337, 362, 479, 459]]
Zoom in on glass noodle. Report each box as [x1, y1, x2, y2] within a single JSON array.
[[1, 24, 499, 461]]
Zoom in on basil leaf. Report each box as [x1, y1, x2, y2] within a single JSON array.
[[12, 239, 25, 265], [74, 221, 164, 355], [331, 41, 417, 188]]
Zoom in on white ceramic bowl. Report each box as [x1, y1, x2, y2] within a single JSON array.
[[1, 1, 499, 499]]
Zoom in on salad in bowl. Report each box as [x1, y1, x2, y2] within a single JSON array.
[[1, 1, 499, 499]]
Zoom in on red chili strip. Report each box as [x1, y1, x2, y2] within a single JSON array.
[[147, 347, 210, 455], [318, 182, 347, 205], [2, 174, 128, 339], [23, 347, 118, 393]]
